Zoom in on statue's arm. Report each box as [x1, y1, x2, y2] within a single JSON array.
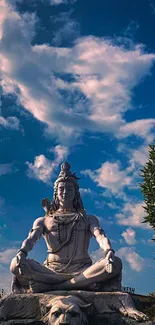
[[88, 215, 114, 255], [18, 217, 44, 256]]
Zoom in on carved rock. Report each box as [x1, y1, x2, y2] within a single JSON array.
[[0, 291, 154, 325]]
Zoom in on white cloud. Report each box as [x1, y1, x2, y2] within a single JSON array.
[[90, 248, 104, 263], [0, 116, 20, 130], [116, 247, 144, 272], [26, 154, 55, 183], [91, 246, 144, 272], [116, 201, 150, 229], [117, 119, 155, 142], [0, 248, 17, 264], [0, 1, 155, 142], [129, 144, 149, 167], [82, 161, 132, 194], [0, 0, 10, 40], [53, 19, 79, 46], [0, 163, 12, 176], [0, 265, 12, 293], [50, 0, 77, 5], [80, 188, 93, 195], [49, 145, 68, 162], [116, 142, 151, 192], [26, 145, 68, 183], [121, 227, 136, 245]]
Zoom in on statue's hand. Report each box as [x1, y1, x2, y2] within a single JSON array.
[[105, 250, 115, 274], [16, 251, 27, 275]]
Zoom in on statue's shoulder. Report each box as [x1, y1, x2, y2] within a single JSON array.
[[33, 216, 45, 228], [44, 213, 55, 230], [86, 214, 99, 226]]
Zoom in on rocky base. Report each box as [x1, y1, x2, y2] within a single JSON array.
[[0, 291, 154, 325], [0, 318, 154, 325]]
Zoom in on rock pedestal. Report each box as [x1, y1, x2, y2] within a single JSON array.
[[0, 291, 154, 325]]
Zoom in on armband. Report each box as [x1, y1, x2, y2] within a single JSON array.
[[17, 249, 28, 257], [104, 248, 115, 257]]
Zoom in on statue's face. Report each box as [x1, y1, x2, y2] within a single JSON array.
[[57, 181, 75, 207]]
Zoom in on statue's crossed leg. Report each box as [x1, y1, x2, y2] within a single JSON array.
[[10, 255, 122, 293]]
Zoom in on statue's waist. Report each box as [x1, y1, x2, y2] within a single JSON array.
[[45, 254, 92, 265]]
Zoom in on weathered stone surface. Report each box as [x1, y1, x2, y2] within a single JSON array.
[[0, 291, 154, 325], [0, 321, 43, 325]]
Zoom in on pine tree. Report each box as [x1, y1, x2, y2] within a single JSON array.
[[140, 142, 155, 237]]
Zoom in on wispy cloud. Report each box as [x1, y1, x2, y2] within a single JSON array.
[[0, 116, 20, 130], [90, 248, 104, 263], [121, 227, 137, 245], [116, 201, 150, 229], [26, 145, 68, 183], [0, 265, 12, 293], [117, 119, 155, 143], [91, 245, 144, 272], [0, 163, 12, 176], [116, 247, 144, 272], [80, 188, 93, 196], [0, 248, 20, 292], [0, 248, 17, 264], [0, 0, 155, 143], [50, 0, 77, 5]]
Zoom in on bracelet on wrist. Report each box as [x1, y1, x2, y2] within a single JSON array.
[[17, 249, 28, 257], [104, 248, 115, 257]]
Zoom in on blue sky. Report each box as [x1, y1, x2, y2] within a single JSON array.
[[0, 0, 155, 294]]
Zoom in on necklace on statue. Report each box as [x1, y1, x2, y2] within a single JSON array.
[[56, 223, 75, 245], [53, 212, 80, 246]]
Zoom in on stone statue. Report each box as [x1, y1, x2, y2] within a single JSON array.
[[10, 162, 122, 293]]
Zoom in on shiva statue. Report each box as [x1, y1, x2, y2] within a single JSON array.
[[10, 162, 122, 293]]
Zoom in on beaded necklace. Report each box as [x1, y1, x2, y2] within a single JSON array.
[[54, 212, 80, 246]]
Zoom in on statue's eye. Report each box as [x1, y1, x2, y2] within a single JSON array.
[[68, 311, 79, 317], [52, 311, 61, 318]]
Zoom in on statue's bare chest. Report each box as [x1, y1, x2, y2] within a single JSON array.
[[43, 213, 90, 250]]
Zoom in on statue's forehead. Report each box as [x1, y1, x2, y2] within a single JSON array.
[[58, 181, 74, 188]]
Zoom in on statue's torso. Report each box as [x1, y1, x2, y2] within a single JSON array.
[[43, 212, 92, 269]]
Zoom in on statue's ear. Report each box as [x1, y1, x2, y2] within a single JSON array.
[[79, 302, 94, 315], [42, 198, 50, 213]]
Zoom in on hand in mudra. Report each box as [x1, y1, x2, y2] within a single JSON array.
[[105, 250, 115, 273], [16, 251, 28, 275]]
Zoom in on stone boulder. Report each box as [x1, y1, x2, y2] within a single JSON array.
[[0, 291, 154, 325]]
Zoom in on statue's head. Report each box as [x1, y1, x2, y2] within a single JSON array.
[[51, 162, 84, 212]]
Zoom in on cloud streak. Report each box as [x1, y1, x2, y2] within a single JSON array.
[[0, 0, 155, 143], [0, 163, 12, 176]]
